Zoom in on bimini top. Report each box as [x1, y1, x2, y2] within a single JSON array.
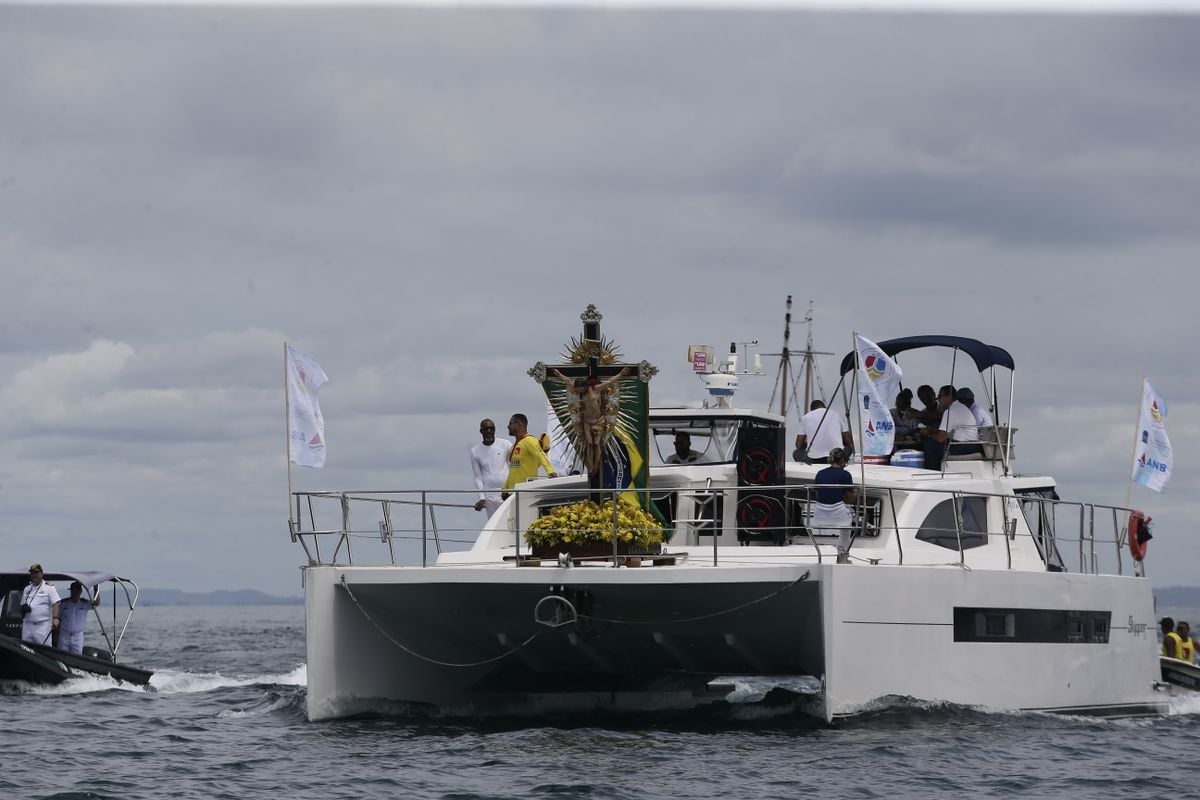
[[0, 569, 125, 587], [839, 335, 1015, 376]]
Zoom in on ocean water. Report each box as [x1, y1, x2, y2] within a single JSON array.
[[4, 603, 1200, 800]]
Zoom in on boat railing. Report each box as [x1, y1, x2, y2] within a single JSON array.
[[288, 483, 1142, 577], [92, 578, 140, 660]]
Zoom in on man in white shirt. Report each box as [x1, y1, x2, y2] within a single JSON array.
[[58, 580, 100, 655], [955, 387, 993, 429], [469, 418, 512, 519], [920, 385, 982, 470], [21, 563, 61, 646], [795, 401, 854, 464]]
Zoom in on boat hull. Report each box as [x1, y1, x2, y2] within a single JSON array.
[[1161, 656, 1200, 692], [0, 635, 74, 684], [303, 562, 1166, 721], [0, 635, 153, 686]]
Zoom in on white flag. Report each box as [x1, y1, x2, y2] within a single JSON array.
[[286, 345, 328, 468], [855, 334, 903, 457], [1131, 378, 1171, 492]]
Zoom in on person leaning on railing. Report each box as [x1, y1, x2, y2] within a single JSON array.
[[811, 448, 857, 564]]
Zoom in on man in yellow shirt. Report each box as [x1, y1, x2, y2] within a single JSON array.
[[502, 413, 558, 495]]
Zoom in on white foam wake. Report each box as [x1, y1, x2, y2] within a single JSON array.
[[149, 663, 307, 694], [3, 664, 307, 696]]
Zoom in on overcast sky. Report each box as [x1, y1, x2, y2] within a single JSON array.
[[1, 7, 1198, 597]]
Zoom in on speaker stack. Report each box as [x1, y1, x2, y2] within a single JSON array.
[[736, 424, 787, 545]]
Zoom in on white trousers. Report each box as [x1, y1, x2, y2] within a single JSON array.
[[22, 620, 52, 646], [483, 499, 502, 519], [811, 502, 854, 554], [58, 630, 84, 654]]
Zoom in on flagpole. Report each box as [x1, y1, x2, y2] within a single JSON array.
[[1123, 376, 1145, 513], [284, 342, 294, 526], [851, 332, 866, 495]]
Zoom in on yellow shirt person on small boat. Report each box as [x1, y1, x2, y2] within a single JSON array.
[[502, 413, 557, 493]]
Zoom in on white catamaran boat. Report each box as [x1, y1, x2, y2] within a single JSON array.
[[293, 323, 1167, 722]]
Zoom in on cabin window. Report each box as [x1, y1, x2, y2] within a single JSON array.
[[975, 612, 1015, 638], [916, 496, 988, 551], [1016, 487, 1066, 571]]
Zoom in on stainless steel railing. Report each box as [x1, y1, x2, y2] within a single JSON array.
[[288, 482, 1143, 577]]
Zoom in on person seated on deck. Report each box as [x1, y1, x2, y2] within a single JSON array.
[[955, 387, 994, 430], [919, 385, 982, 471], [913, 384, 943, 428], [665, 432, 702, 464], [891, 388, 920, 448], [1177, 621, 1196, 664], [795, 401, 854, 464], [1162, 617, 1182, 659]]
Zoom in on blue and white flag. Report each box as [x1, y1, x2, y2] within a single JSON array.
[[1131, 378, 1171, 492], [855, 334, 903, 457], [286, 345, 328, 468]]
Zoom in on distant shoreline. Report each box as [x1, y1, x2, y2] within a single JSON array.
[[137, 588, 302, 606]]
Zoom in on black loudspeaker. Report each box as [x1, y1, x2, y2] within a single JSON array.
[[736, 423, 785, 487], [736, 423, 787, 544]]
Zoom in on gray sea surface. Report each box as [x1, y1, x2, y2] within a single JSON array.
[[3, 604, 1200, 800]]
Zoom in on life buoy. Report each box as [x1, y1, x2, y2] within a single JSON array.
[[1128, 510, 1152, 562]]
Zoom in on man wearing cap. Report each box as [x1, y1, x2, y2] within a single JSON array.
[[58, 580, 100, 655], [21, 564, 61, 646]]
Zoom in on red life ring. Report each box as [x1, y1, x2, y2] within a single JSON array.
[[1129, 510, 1151, 562]]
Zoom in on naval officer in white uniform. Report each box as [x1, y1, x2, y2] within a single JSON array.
[[21, 564, 61, 646], [58, 580, 100, 655]]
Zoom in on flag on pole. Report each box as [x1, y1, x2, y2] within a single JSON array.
[[286, 345, 328, 468], [1131, 378, 1171, 492], [855, 334, 903, 457]]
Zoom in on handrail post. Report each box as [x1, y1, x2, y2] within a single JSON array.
[[421, 491, 428, 568], [1001, 497, 1012, 570], [1113, 506, 1123, 577], [514, 489, 521, 566], [711, 478, 718, 567], [341, 492, 353, 564], [887, 488, 902, 566], [952, 491, 965, 566]]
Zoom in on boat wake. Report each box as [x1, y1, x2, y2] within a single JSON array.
[[150, 663, 306, 694], [0, 664, 306, 697], [1168, 691, 1200, 717]]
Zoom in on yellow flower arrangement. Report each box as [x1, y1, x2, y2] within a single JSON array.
[[525, 500, 665, 549]]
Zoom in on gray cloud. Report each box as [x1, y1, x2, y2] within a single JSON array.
[[1, 9, 1198, 595]]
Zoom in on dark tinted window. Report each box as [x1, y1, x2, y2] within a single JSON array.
[[917, 496, 988, 551]]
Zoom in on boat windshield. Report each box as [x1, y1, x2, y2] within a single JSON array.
[[651, 418, 741, 465]]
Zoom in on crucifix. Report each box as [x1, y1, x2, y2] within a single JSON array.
[[529, 305, 656, 495]]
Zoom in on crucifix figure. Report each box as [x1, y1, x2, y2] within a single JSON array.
[[529, 305, 656, 494], [550, 365, 631, 477]]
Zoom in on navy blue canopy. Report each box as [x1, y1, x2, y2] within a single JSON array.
[[839, 335, 1015, 376]]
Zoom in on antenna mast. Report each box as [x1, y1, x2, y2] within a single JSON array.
[[800, 301, 830, 413], [780, 296, 791, 417]]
